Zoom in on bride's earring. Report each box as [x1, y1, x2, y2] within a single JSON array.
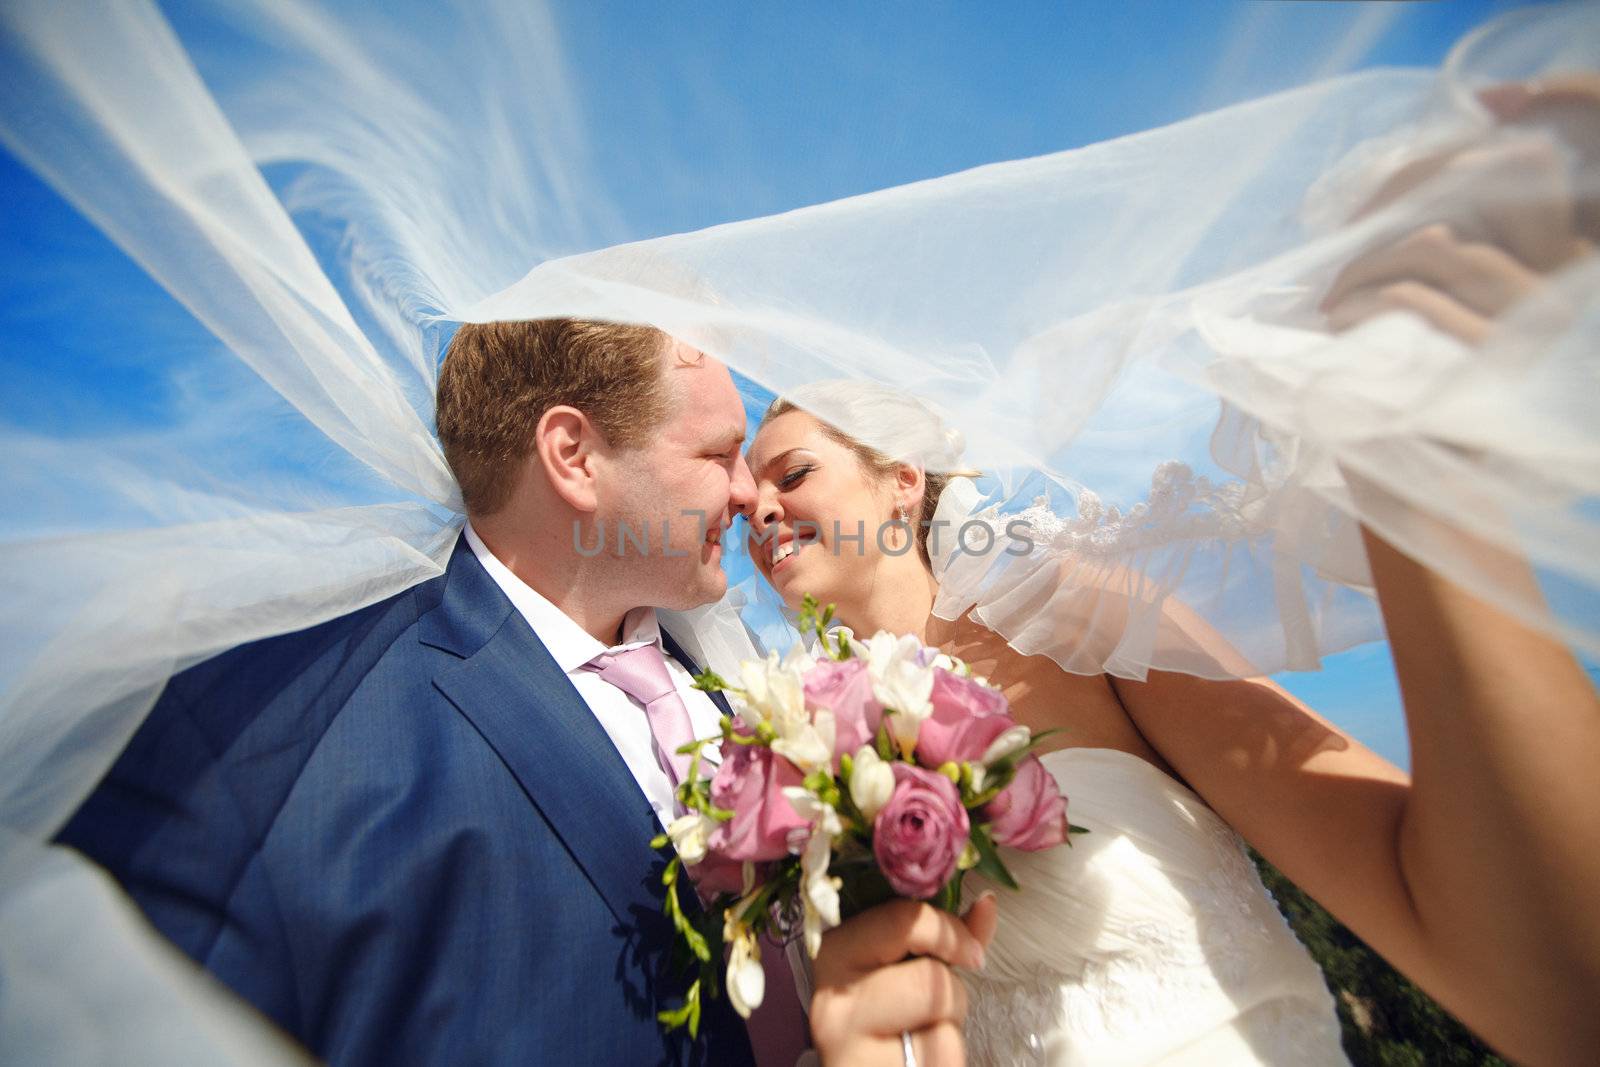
[[895, 505, 911, 550]]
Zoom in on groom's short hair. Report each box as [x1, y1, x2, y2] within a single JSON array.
[[436, 318, 671, 515]]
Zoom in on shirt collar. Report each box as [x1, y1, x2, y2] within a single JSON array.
[[463, 523, 663, 673]]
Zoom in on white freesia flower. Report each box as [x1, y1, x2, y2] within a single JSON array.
[[928, 651, 971, 677], [848, 745, 895, 821], [780, 641, 818, 675], [866, 632, 935, 758], [981, 724, 1031, 766], [737, 650, 808, 734], [772, 707, 836, 776], [665, 811, 716, 866], [724, 922, 765, 1018], [799, 830, 842, 959], [783, 787, 844, 958]]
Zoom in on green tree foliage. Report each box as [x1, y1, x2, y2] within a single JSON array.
[[1250, 850, 1508, 1066]]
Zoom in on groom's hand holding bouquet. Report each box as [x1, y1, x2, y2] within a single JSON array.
[[649, 596, 1084, 1050]]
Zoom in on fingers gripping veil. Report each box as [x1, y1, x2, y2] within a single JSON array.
[[1, 1, 1597, 1061]]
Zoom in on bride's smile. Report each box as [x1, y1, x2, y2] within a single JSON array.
[[747, 402, 943, 642]]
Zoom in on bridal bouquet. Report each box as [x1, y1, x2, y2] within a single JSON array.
[[653, 597, 1083, 1035]]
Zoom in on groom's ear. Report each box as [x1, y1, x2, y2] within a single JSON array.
[[535, 405, 602, 513]]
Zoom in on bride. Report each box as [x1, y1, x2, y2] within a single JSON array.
[[746, 377, 1600, 1065], [739, 142, 1600, 1062]]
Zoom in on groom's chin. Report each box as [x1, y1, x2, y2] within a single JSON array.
[[695, 566, 729, 605], [670, 563, 727, 610]]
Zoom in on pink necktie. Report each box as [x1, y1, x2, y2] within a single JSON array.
[[585, 644, 697, 790], [591, 645, 812, 1063]]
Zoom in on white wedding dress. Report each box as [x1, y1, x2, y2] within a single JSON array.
[[962, 748, 1347, 1067]]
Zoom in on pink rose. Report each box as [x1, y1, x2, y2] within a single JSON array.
[[689, 853, 768, 901], [708, 740, 808, 862], [803, 658, 883, 768], [915, 668, 1013, 769], [873, 764, 970, 899], [984, 755, 1068, 852]]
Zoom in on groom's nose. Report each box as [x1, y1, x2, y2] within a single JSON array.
[[728, 453, 757, 520], [747, 480, 781, 536]]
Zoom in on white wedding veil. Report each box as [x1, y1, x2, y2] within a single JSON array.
[[2, 1, 1597, 1061]]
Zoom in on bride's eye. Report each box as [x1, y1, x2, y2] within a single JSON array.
[[778, 465, 813, 489]]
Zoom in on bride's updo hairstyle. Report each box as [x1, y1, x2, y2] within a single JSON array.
[[760, 380, 974, 568]]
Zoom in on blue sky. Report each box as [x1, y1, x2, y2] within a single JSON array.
[[2, 1, 1548, 766], [548, 0, 1528, 770], [546, 1, 1530, 241]]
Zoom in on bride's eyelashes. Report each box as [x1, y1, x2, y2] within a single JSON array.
[[778, 465, 814, 490]]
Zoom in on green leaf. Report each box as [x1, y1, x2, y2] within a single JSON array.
[[685, 979, 702, 1040], [874, 719, 896, 762], [798, 594, 821, 636], [932, 873, 965, 914], [691, 669, 731, 693], [656, 978, 703, 1037], [979, 726, 1068, 777], [661, 860, 711, 962], [737, 879, 778, 927], [969, 826, 1020, 891]]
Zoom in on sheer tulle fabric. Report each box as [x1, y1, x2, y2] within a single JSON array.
[[1, 1, 1597, 1061]]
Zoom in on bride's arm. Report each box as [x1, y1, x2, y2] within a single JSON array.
[[1107, 80, 1600, 1065], [1109, 525, 1600, 1065]]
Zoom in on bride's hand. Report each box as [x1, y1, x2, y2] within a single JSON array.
[[808, 894, 998, 1067], [1320, 76, 1598, 344]]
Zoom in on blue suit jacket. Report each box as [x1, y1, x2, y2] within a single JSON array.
[[58, 537, 755, 1067]]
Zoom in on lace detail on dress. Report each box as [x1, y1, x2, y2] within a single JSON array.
[[960, 750, 1348, 1065], [969, 461, 1265, 560], [964, 965, 1067, 1067], [1192, 817, 1282, 987], [1065, 919, 1211, 1040]]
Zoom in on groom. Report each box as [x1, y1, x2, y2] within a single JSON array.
[[56, 318, 980, 1065]]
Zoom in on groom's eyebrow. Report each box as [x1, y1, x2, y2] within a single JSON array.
[[709, 427, 745, 452]]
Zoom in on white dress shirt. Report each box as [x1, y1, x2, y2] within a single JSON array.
[[464, 524, 724, 826]]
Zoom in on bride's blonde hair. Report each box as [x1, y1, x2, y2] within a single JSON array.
[[760, 380, 977, 567]]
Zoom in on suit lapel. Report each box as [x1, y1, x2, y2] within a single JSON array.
[[424, 538, 667, 929]]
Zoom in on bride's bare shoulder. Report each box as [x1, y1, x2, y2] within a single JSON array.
[[925, 612, 1171, 767]]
